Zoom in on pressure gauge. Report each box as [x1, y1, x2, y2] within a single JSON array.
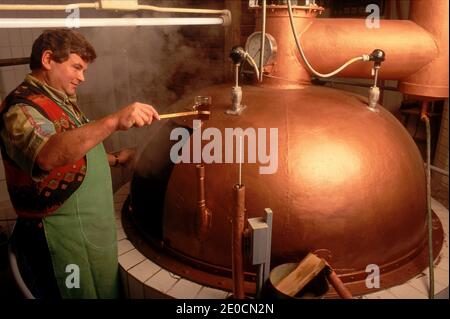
[[245, 32, 278, 67]]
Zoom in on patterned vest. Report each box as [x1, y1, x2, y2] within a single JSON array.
[[0, 82, 87, 218]]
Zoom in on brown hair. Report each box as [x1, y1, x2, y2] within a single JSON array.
[[29, 29, 97, 70]]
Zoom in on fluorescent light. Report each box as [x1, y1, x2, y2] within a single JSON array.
[[0, 17, 224, 28]]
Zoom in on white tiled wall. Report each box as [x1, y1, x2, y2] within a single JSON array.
[[1, 24, 46, 238], [0, 27, 32, 97]]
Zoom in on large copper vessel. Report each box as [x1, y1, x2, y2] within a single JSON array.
[[125, 1, 447, 297]]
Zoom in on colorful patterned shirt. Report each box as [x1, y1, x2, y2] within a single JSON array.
[[0, 74, 88, 180]]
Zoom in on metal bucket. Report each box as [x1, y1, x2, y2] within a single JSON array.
[[267, 263, 329, 299]]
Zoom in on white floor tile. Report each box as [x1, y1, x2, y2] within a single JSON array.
[[430, 268, 447, 288], [117, 239, 134, 256], [116, 227, 127, 241], [167, 279, 203, 299], [388, 283, 428, 299], [363, 289, 398, 299], [128, 259, 161, 283], [408, 273, 447, 297], [118, 249, 147, 270], [145, 269, 179, 293], [436, 254, 449, 271]]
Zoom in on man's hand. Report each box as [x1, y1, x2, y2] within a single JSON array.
[[112, 102, 160, 131], [108, 148, 136, 168], [36, 103, 158, 172]]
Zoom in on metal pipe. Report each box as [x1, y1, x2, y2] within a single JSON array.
[[430, 165, 449, 177], [8, 224, 35, 299], [232, 184, 245, 299], [259, 0, 266, 83], [0, 17, 226, 28], [196, 164, 211, 240], [0, 57, 29, 67], [138, 4, 228, 16], [238, 134, 243, 186], [244, 54, 260, 82], [256, 263, 264, 299], [326, 268, 353, 299], [256, 6, 439, 87], [421, 101, 434, 299], [301, 19, 439, 80], [398, 0, 449, 98], [287, 0, 368, 79], [0, 2, 229, 16], [0, 3, 98, 10]]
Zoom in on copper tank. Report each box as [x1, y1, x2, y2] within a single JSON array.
[[125, 2, 446, 297]]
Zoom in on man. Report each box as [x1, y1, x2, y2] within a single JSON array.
[[0, 29, 160, 298]]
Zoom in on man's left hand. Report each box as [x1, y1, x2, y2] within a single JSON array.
[[110, 148, 136, 168]]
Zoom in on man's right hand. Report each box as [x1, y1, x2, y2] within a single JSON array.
[[113, 102, 160, 131], [36, 103, 160, 171]]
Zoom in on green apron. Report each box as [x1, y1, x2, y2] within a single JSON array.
[[42, 143, 119, 299]]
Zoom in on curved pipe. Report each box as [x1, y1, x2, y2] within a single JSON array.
[[8, 224, 35, 299], [398, 0, 449, 98], [301, 19, 438, 80], [287, 0, 369, 78], [255, 7, 440, 88]]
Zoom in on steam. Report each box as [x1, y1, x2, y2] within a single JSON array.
[[75, 4, 224, 156]]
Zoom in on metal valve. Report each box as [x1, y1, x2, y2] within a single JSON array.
[[368, 49, 385, 111], [229, 46, 247, 65], [227, 46, 247, 115]]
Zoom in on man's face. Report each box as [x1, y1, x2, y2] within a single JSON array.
[[47, 53, 88, 96]]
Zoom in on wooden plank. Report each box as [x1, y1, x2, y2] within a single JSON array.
[[274, 253, 326, 297]]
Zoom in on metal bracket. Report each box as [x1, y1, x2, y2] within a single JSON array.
[[247, 208, 273, 298]]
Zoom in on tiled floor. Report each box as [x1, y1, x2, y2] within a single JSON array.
[[114, 183, 449, 300]]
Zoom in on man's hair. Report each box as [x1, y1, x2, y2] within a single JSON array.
[[29, 29, 97, 70]]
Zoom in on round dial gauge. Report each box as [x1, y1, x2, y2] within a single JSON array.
[[245, 32, 278, 67]]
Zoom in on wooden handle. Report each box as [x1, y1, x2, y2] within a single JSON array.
[[327, 270, 353, 299], [159, 110, 210, 120], [159, 110, 198, 119]]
